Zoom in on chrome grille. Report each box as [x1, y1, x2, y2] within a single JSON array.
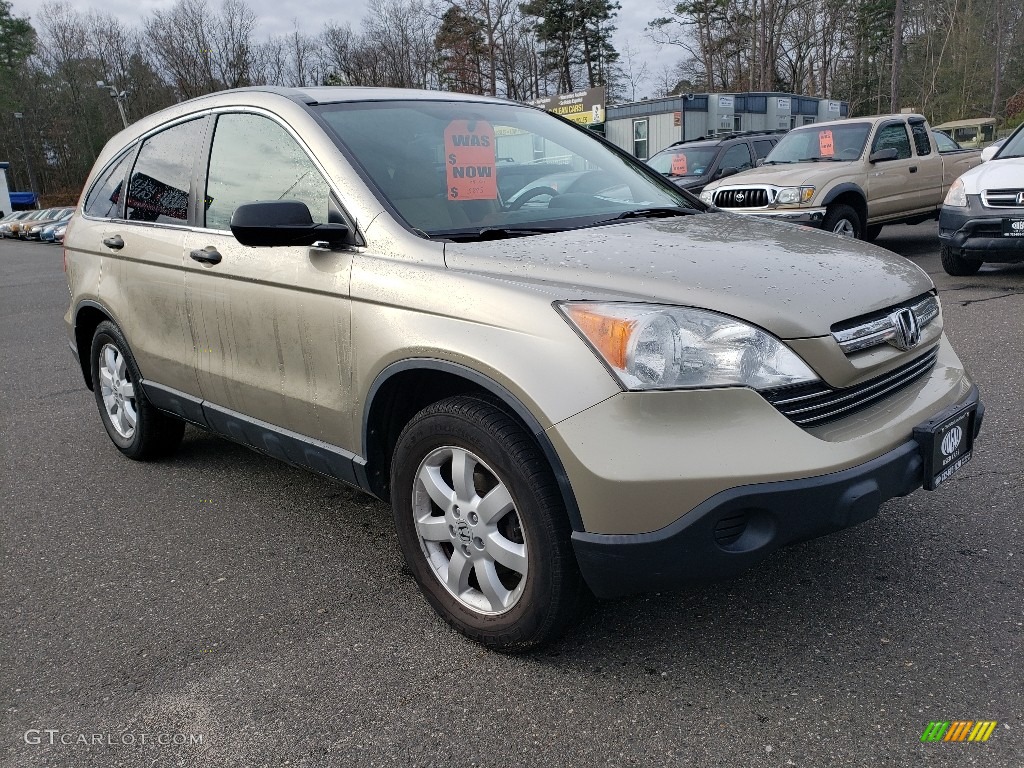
[[831, 294, 939, 354], [764, 347, 939, 427], [981, 189, 1024, 208], [713, 188, 772, 208]]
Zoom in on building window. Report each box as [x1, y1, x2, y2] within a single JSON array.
[[733, 115, 742, 132], [633, 119, 649, 160]]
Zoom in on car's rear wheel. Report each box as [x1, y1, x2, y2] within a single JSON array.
[[390, 395, 588, 651], [940, 245, 983, 276], [90, 320, 185, 460], [822, 204, 862, 239]]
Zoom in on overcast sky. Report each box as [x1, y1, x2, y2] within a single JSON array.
[[11, 0, 669, 99]]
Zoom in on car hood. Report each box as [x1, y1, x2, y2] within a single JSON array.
[[959, 156, 1024, 193], [443, 213, 933, 339]]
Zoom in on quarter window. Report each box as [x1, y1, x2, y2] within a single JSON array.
[[204, 113, 331, 231], [127, 120, 203, 223], [910, 123, 932, 156], [84, 150, 134, 219], [633, 119, 649, 160]]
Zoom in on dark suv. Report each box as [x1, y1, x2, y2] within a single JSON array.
[[646, 130, 786, 195]]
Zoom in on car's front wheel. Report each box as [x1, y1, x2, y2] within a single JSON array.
[[822, 203, 862, 239], [391, 395, 588, 651], [90, 320, 185, 460], [940, 245, 983, 276]]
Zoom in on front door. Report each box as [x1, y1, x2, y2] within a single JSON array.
[[183, 111, 354, 447]]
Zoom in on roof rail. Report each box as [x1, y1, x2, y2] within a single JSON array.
[[669, 128, 788, 146]]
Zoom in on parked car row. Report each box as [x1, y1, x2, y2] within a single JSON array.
[[0, 207, 73, 242], [649, 113, 1023, 275]]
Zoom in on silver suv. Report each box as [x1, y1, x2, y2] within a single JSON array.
[[65, 87, 983, 650]]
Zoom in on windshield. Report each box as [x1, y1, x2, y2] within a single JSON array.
[[647, 146, 719, 177], [765, 122, 871, 163], [315, 100, 696, 237], [996, 125, 1024, 159]]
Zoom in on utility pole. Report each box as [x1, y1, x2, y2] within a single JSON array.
[[97, 81, 129, 129], [12, 112, 40, 208]]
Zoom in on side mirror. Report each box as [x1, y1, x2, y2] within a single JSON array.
[[981, 144, 1000, 162], [230, 200, 350, 247], [714, 166, 739, 179], [868, 148, 899, 163], [755, 158, 766, 167]]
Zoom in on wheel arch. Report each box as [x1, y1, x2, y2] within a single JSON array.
[[73, 300, 120, 390], [362, 359, 585, 532], [821, 184, 868, 228]]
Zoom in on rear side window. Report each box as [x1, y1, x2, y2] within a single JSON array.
[[873, 124, 912, 160], [84, 151, 134, 219], [204, 113, 331, 231], [126, 119, 203, 223], [910, 123, 932, 156]]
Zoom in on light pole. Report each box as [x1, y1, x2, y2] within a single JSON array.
[[97, 81, 129, 129], [12, 112, 40, 208]]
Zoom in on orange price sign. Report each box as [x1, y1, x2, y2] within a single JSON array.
[[819, 129, 834, 157], [671, 153, 688, 175], [444, 120, 498, 201]]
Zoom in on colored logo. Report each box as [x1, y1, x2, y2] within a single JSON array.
[[921, 721, 997, 742]]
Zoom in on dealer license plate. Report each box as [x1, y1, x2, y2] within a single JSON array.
[[1002, 218, 1024, 237], [913, 401, 976, 490]]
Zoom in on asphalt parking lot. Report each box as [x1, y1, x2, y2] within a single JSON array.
[[2, 226, 1021, 767]]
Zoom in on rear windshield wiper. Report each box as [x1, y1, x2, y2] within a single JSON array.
[[594, 206, 699, 225]]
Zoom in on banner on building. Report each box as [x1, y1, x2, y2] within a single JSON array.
[[529, 87, 606, 126]]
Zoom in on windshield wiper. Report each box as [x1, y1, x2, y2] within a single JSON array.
[[433, 225, 567, 242], [595, 206, 698, 225]]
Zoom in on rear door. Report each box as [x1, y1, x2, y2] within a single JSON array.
[[908, 119, 943, 209], [75, 117, 208, 397]]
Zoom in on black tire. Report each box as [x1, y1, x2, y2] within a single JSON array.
[[390, 395, 589, 652], [940, 245, 982, 276], [822, 203, 862, 239], [90, 320, 185, 460], [864, 224, 883, 242]]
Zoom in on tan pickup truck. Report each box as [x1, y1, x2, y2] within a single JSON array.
[[700, 114, 982, 241]]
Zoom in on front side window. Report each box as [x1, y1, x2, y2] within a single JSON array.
[[719, 143, 753, 172], [84, 151, 134, 219], [204, 113, 331, 231], [872, 124, 912, 159], [315, 101, 694, 238], [127, 119, 204, 223], [633, 119, 649, 160], [752, 140, 775, 159]]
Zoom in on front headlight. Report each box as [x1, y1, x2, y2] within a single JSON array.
[[776, 186, 815, 205], [559, 302, 819, 391], [699, 190, 714, 205], [944, 178, 967, 207]]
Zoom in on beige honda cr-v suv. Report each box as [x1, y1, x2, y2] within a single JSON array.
[[65, 87, 983, 650]]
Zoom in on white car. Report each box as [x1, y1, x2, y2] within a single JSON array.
[[938, 123, 1024, 275]]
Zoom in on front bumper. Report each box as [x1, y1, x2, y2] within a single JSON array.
[[716, 206, 826, 226], [938, 199, 1024, 262], [572, 385, 983, 599]]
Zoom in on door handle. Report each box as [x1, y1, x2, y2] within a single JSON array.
[[102, 234, 124, 250], [189, 247, 222, 265], [909, 166, 918, 173]]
